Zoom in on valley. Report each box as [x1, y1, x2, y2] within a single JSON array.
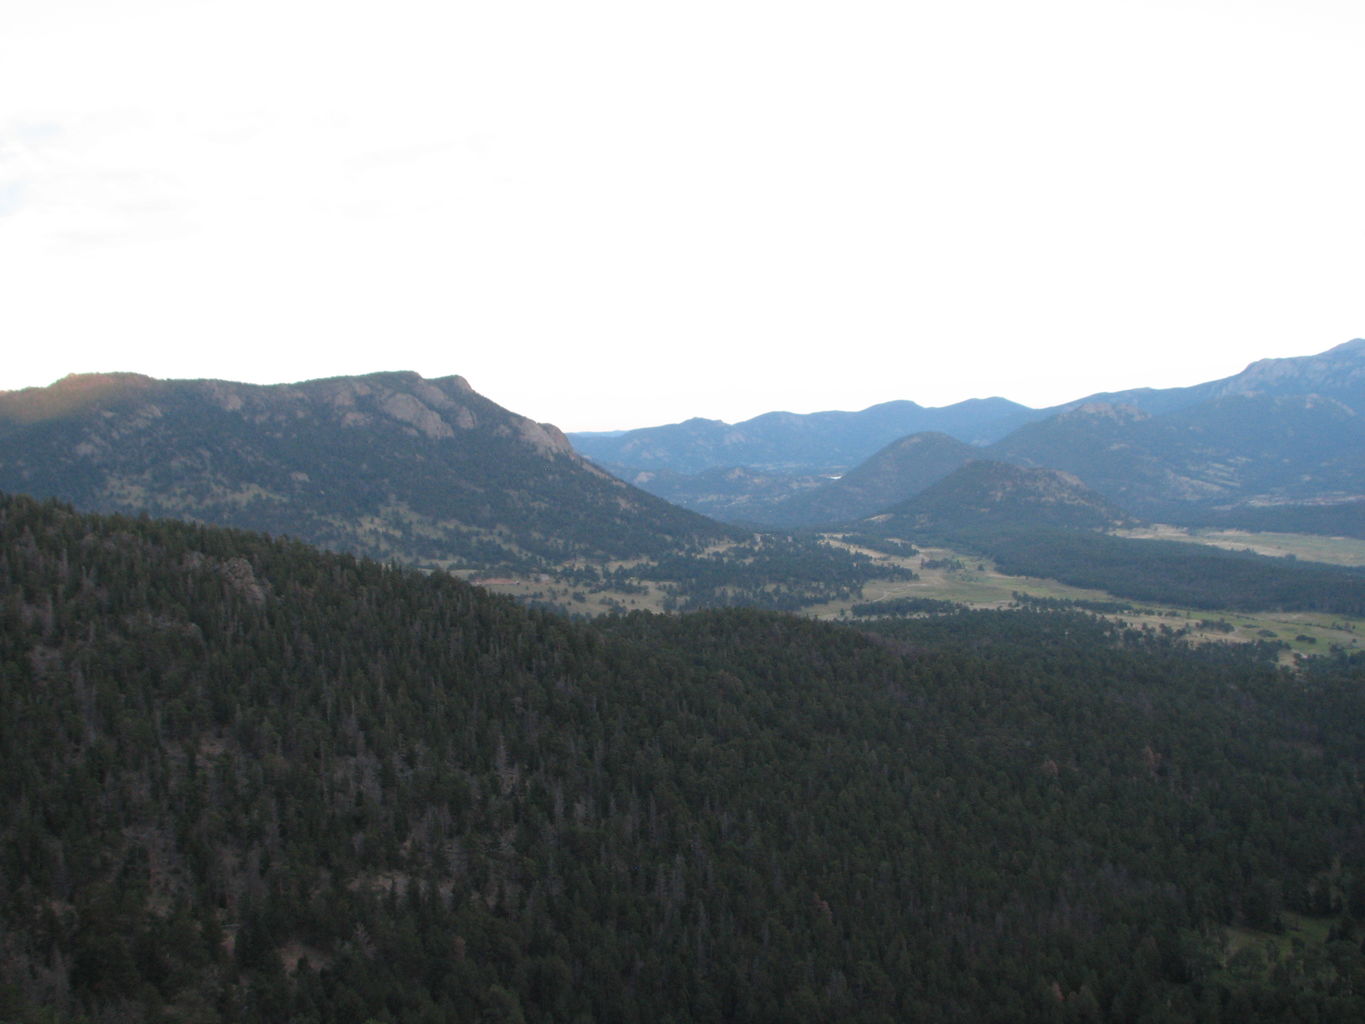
[[1116, 524, 1365, 567], [7, 0, 1365, 1014], [826, 539, 1362, 659], [462, 529, 1364, 660], [4, 359, 1360, 651], [3, 341, 1362, 635]]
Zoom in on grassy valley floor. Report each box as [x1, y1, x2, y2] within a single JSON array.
[[462, 530, 1365, 660]]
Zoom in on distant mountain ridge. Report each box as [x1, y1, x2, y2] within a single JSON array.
[[0, 371, 734, 568], [569, 396, 1040, 475], [1056, 337, 1365, 417], [585, 339, 1365, 531]]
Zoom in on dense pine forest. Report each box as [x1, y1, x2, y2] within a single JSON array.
[[5, 492, 1365, 1022]]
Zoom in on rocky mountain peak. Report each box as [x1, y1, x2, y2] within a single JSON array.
[[1215, 338, 1365, 401]]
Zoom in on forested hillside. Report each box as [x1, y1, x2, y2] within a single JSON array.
[[5, 493, 1365, 1022]]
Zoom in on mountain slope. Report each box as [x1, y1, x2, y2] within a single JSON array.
[[990, 392, 1365, 520], [1058, 337, 1365, 417], [7, 493, 1365, 1021], [0, 371, 734, 568]]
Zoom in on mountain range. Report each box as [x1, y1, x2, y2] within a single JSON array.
[[2, 338, 1361, 596], [570, 396, 1041, 474], [575, 339, 1365, 531]]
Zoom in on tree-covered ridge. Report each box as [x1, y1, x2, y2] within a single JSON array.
[[569, 398, 1038, 476], [5, 493, 1365, 1022]]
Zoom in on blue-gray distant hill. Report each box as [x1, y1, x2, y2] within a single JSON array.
[[986, 340, 1365, 529], [866, 460, 1133, 534], [988, 393, 1364, 523]]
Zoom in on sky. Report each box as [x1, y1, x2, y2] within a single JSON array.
[[2, 0, 1363, 432]]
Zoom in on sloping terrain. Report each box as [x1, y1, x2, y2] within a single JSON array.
[[1061, 336, 1365, 416], [5, 493, 1365, 1022], [991, 390, 1365, 522]]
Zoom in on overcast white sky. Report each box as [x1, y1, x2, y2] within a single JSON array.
[[2, 0, 1362, 431]]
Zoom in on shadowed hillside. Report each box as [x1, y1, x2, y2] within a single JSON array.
[[5, 493, 1365, 1021], [0, 372, 735, 569]]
